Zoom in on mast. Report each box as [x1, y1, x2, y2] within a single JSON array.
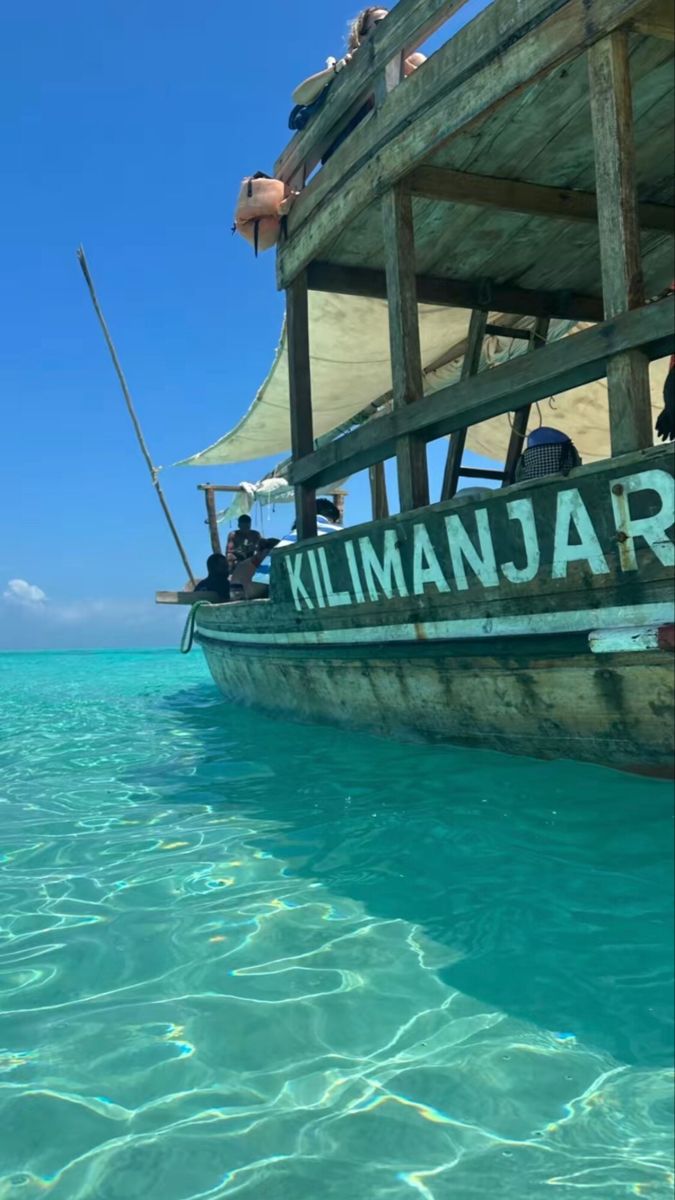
[[77, 247, 196, 584]]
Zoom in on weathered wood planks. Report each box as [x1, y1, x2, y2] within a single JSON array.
[[317, 34, 672, 299], [287, 272, 317, 539], [632, 0, 675, 41], [306, 262, 605, 322], [275, 0, 471, 185], [287, 298, 674, 488], [589, 31, 653, 455], [271, 444, 675, 622], [277, 0, 654, 288], [381, 185, 430, 511], [407, 165, 674, 231], [198, 632, 675, 774], [203, 487, 223, 556]]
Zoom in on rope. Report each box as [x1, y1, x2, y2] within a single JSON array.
[[180, 601, 211, 654], [77, 246, 196, 585]]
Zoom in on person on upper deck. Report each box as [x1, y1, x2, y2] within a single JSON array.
[[289, 8, 426, 160], [515, 427, 582, 483]]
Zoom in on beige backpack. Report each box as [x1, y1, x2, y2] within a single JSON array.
[[233, 173, 290, 255]]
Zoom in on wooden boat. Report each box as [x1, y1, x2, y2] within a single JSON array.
[[165, 0, 675, 775]]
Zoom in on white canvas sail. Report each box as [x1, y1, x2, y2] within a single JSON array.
[[179, 292, 669, 470]]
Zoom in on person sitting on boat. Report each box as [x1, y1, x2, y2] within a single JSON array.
[[229, 539, 280, 601], [194, 553, 231, 602], [250, 499, 343, 594], [289, 7, 426, 160], [515, 427, 582, 482], [226, 515, 261, 570], [655, 356, 675, 442]]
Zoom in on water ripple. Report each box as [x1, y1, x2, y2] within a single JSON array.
[[0, 650, 672, 1200]]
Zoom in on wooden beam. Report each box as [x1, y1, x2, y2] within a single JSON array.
[[502, 317, 550, 485], [406, 165, 675, 233], [286, 297, 674, 489], [277, 0, 653, 288], [156, 590, 221, 606], [374, 51, 404, 107], [458, 467, 504, 480], [589, 31, 653, 455], [369, 463, 390, 519], [203, 487, 223, 555], [287, 271, 317, 539], [441, 308, 487, 501], [632, 0, 675, 41], [307, 262, 605, 322], [275, 0, 472, 184], [197, 484, 243, 494], [485, 324, 532, 341], [382, 186, 430, 511]]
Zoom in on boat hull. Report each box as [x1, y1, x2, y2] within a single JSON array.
[[187, 446, 674, 776], [197, 629, 674, 775]]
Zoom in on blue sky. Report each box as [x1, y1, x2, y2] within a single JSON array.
[[1, 0, 493, 650]]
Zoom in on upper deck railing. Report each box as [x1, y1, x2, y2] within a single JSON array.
[[275, 0, 672, 291], [275, 0, 473, 190], [275, 0, 674, 538]]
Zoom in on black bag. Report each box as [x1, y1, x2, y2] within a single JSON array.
[[288, 84, 330, 131]]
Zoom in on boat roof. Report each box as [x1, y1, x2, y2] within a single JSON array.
[[181, 0, 673, 472]]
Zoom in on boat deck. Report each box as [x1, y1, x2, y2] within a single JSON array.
[[276, 0, 674, 309]]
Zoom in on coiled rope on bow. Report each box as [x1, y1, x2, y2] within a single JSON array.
[[180, 601, 212, 654]]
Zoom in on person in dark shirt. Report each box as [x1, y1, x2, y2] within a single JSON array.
[[226, 515, 261, 569], [656, 358, 675, 442], [194, 553, 230, 602]]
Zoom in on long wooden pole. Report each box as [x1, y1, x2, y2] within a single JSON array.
[[287, 271, 317, 540], [76, 246, 196, 584], [381, 184, 429, 511]]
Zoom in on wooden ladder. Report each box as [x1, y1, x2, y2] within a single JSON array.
[[440, 312, 551, 500]]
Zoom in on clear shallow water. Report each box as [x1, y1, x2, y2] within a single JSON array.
[[0, 649, 672, 1200]]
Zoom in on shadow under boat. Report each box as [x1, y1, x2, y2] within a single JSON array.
[[149, 681, 674, 1070]]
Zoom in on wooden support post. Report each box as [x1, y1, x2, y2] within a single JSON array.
[[369, 463, 390, 520], [203, 487, 223, 555], [588, 31, 652, 456], [381, 185, 429, 512], [502, 317, 550, 485], [287, 299, 674, 489], [441, 309, 488, 501], [287, 271, 317, 539], [331, 490, 347, 522]]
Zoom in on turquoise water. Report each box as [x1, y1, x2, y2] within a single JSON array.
[[0, 649, 673, 1200]]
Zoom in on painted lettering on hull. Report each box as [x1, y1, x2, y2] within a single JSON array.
[[280, 467, 675, 613]]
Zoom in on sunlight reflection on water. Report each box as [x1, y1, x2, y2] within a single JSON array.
[[0, 650, 672, 1199]]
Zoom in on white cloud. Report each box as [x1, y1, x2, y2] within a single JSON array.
[[3, 578, 47, 605], [2, 583, 157, 626], [1, 583, 183, 650]]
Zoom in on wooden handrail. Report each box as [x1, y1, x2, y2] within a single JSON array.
[[277, 0, 655, 289], [275, 0, 472, 186], [286, 297, 674, 489]]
